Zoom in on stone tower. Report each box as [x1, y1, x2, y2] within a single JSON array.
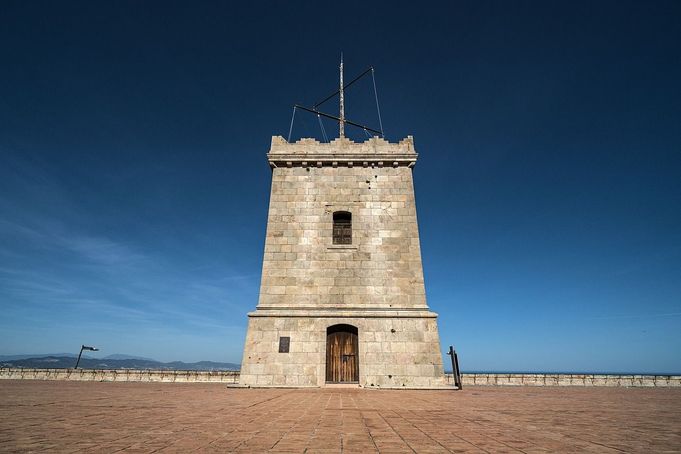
[[239, 135, 446, 388]]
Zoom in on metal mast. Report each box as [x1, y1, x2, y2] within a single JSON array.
[[339, 54, 345, 138], [288, 57, 384, 141]]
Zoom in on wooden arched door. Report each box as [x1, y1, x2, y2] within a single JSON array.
[[326, 324, 359, 383]]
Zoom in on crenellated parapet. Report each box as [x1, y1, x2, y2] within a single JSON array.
[[267, 135, 418, 168]]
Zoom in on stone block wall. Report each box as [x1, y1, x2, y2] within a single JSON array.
[[240, 135, 446, 388], [240, 316, 445, 388], [3, 368, 680, 387], [258, 162, 426, 311], [447, 373, 681, 387], [0, 368, 239, 383]]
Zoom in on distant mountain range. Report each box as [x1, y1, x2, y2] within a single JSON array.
[[0, 354, 239, 371], [0, 353, 155, 361]]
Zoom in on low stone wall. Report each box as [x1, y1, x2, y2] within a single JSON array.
[[446, 373, 681, 387], [0, 368, 239, 383], [2, 368, 679, 387]]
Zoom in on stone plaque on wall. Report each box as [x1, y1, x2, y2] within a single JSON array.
[[278, 337, 290, 353]]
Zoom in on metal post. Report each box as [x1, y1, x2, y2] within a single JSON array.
[[339, 53, 345, 138], [75, 345, 84, 369], [447, 345, 463, 390], [453, 348, 462, 389]]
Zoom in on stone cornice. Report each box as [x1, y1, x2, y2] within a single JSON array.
[[267, 135, 418, 168], [249, 307, 438, 318]]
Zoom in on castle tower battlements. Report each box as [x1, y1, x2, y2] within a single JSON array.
[[267, 135, 417, 167]]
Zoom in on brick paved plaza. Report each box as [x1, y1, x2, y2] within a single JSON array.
[[1, 381, 680, 452]]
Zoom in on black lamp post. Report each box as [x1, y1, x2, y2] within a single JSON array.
[[74, 345, 99, 369]]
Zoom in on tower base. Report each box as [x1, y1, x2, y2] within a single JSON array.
[[239, 309, 447, 388]]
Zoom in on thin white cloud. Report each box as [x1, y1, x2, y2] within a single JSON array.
[[588, 312, 681, 320], [0, 148, 257, 361], [58, 234, 147, 266]]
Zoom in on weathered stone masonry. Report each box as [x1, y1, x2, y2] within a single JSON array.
[[5, 368, 680, 387], [239, 135, 446, 388]]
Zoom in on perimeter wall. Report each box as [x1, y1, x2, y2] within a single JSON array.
[[1, 368, 679, 387]]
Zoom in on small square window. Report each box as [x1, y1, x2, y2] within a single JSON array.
[[278, 336, 290, 353]]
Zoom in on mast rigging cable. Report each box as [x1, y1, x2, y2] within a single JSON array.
[[287, 61, 385, 142]]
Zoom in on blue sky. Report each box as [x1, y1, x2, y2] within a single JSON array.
[[1, 1, 680, 372]]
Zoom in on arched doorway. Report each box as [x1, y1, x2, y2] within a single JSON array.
[[326, 324, 359, 383]]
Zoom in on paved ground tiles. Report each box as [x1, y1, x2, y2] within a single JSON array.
[[1, 381, 680, 452]]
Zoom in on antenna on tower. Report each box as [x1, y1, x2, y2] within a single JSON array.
[[339, 53, 345, 139], [287, 57, 385, 142]]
